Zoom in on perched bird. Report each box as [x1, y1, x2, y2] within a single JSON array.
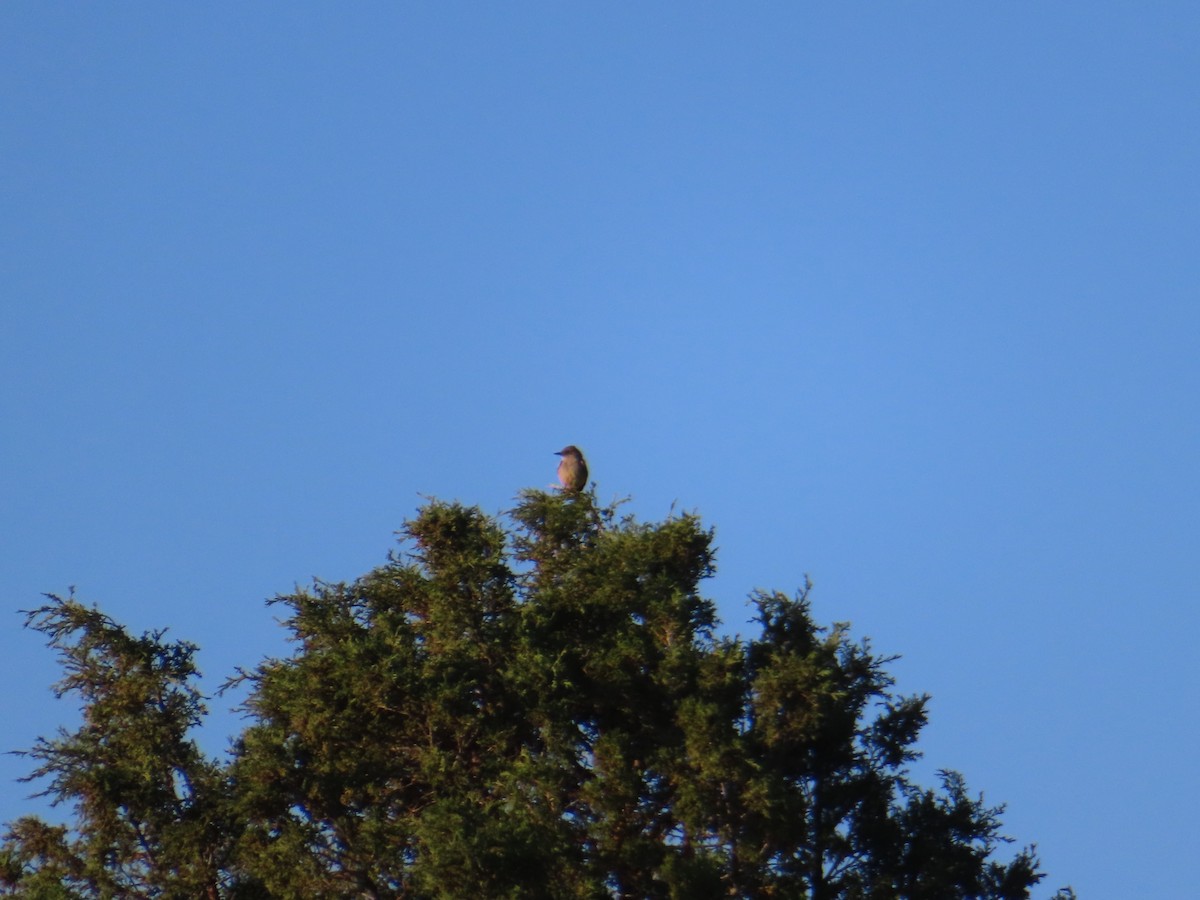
[[555, 445, 588, 492]]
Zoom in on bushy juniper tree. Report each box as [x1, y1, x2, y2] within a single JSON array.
[[2, 489, 1074, 899], [1, 600, 234, 899]]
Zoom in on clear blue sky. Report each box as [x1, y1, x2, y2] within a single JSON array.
[[2, 4, 1196, 896]]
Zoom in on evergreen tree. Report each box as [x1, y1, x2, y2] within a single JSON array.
[[1, 599, 233, 898], [2, 490, 1074, 899]]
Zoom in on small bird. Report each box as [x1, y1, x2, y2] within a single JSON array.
[[555, 445, 588, 492]]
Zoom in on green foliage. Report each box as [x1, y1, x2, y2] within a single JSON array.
[[2, 597, 232, 899], [2, 491, 1072, 898]]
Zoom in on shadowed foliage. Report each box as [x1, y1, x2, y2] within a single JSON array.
[[2, 490, 1073, 899]]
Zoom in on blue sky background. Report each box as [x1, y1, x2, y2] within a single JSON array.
[[2, 4, 1196, 896]]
